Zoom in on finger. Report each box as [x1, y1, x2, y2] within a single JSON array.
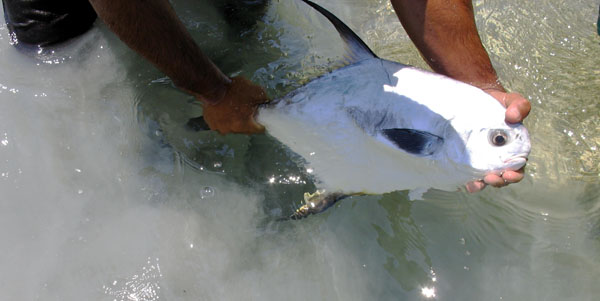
[[504, 93, 531, 124], [483, 174, 507, 187], [466, 180, 486, 193], [502, 169, 524, 184]]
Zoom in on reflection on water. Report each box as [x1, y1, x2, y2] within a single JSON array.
[[0, 0, 599, 300], [103, 257, 162, 301]]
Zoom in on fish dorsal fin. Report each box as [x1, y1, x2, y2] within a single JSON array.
[[380, 129, 444, 156], [301, 0, 378, 62]]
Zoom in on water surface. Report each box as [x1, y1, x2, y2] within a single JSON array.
[[0, 0, 599, 300]]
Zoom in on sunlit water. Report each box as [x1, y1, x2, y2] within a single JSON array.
[[1, 0, 599, 300]]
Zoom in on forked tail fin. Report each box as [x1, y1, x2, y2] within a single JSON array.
[[301, 0, 378, 62]]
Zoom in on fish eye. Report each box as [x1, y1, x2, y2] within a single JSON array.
[[489, 130, 508, 146]]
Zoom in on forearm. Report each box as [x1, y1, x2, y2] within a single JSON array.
[[390, 0, 504, 91], [88, 0, 230, 103]]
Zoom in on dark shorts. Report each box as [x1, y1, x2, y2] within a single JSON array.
[[1, 0, 270, 47], [2, 0, 97, 46]]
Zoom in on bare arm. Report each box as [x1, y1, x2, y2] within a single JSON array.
[[88, 0, 229, 103], [390, 0, 529, 121], [390, 0, 531, 190], [88, 0, 268, 134], [390, 0, 503, 90]]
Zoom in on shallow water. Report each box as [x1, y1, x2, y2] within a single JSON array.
[[0, 0, 599, 300]]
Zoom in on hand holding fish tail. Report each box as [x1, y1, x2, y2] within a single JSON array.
[[201, 76, 269, 135], [89, 0, 269, 134]]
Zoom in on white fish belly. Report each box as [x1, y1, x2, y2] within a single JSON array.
[[257, 60, 477, 194], [259, 107, 468, 194]]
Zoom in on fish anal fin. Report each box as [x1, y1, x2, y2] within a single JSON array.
[[380, 128, 443, 156], [290, 190, 348, 220]]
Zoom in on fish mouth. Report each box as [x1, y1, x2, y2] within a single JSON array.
[[503, 154, 528, 170]]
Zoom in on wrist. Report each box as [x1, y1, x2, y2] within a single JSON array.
[[478, 79, 506, 94], [183, 75, 232, 104], [200, 76, 232, 104]]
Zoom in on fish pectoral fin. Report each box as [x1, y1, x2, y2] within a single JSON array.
[[380, 128, 444, 156], [289, 191, 348, 220]]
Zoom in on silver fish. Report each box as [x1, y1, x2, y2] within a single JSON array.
[[256, 0, 531, 218]]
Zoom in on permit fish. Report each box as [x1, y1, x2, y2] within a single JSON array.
[[256, 0, 531, 218]]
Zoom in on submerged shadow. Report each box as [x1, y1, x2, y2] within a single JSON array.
[[373, 191, 433, 291]]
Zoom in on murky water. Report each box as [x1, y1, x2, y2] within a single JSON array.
[[1, 0, 599, 300]]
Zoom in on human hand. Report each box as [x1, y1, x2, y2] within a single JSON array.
[[201, 76, 269, 135], [466, 89, 532, 193]]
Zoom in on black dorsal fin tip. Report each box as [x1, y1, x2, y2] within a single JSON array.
[[301, 0, 378, 61]]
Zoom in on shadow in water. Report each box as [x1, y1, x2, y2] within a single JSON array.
[[372, 191, 432, 291]]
